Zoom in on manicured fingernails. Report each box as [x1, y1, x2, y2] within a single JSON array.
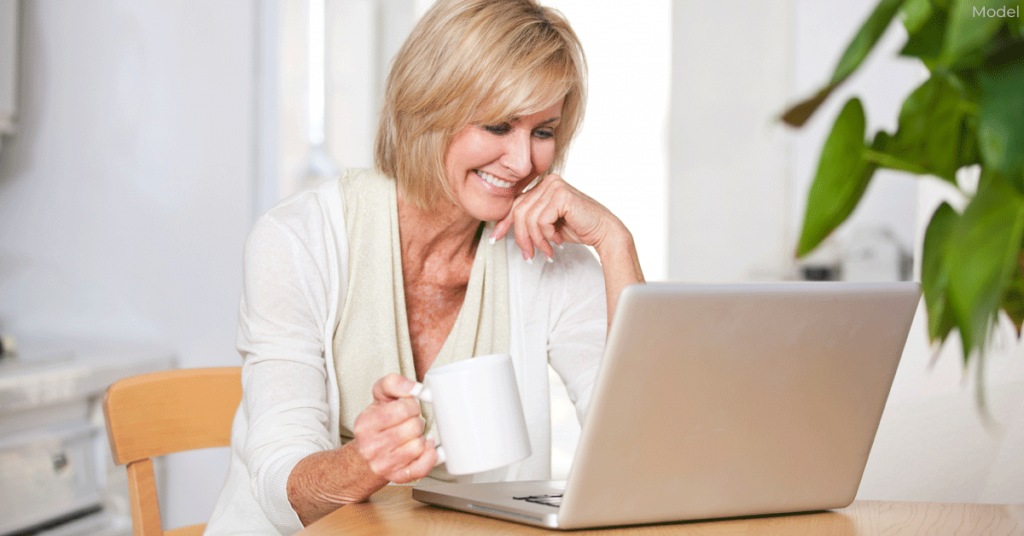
[[526, 255, 533, 265], [545, 256, 553, 263]]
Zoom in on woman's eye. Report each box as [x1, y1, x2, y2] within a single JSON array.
[[533, 128, 555, 140], [483, 123, 512, 135]]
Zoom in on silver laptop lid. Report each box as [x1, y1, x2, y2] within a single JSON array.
[[558, 282, 920, 529]]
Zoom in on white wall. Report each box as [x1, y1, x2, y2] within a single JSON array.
[[670, 0, 794, 282], [0, 0, 254, 528], [276, 0, 417, 203]]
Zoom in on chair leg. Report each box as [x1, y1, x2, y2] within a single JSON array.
[[165, 524, 207, 536], [126, 459, 164, 536]]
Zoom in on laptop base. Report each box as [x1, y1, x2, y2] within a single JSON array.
[[413, 481, 564, 529]]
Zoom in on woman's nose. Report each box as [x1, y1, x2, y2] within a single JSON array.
[[499, 131, 532, 178]]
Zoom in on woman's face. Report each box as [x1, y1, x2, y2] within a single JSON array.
[[443, 99, 563, 222]]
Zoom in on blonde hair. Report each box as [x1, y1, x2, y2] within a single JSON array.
[[375, 0, 587, 209]]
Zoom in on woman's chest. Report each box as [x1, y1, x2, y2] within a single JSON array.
[[404, 280, 467, 378]]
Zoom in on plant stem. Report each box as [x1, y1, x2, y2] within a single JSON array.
[[862, 148, 930, 175]]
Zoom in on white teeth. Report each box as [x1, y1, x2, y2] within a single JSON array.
[[476, 170, 514, 188]]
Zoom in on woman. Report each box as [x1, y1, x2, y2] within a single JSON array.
[[204, 0, 644, 534]]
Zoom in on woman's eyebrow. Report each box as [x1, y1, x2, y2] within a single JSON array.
[[510, 116, 561, 125]]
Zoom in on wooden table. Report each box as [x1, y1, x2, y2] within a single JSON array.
[[296, 486, 1024, 535]]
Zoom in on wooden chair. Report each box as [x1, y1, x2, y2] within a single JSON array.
[[103, 367, 242, 536]]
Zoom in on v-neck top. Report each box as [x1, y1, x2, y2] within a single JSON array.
[[332, 169, 509, 481]]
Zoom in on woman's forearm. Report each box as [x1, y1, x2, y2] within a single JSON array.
[[286, 440, 389, 526], [594, 226, 645, 327]]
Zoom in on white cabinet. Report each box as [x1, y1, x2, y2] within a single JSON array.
[[0, 341, 175, 536]]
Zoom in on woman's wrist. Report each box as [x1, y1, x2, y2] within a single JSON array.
[[287, 441, 389, 526], [592, 222, 645, 327], [594, 223, 639, 269]]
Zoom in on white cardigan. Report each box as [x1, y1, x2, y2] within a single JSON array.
[[204, 177, 606, 535]]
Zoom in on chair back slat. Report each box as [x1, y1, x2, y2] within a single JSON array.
[[103, 367, 241, 465]]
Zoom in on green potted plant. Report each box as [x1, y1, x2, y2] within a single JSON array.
[[784, 0, 1024, 382]]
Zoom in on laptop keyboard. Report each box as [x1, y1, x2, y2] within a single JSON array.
[[513, 494, 563, 508]]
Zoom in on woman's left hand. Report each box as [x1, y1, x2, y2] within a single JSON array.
[[489, 173, 626, 262], [490, 173, 645, 327]]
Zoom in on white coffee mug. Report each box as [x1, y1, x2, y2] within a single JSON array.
[[408, 353, 532, 475]]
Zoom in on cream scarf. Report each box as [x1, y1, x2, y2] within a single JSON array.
[[332, 169, 509, 481]]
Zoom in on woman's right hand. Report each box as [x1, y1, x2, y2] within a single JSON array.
[[352, 373, 439, 484]]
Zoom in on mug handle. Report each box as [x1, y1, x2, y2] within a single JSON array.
[[408, 382, 447, 466], [408, 382, 431, 402]]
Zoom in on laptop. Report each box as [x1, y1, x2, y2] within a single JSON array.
[[413, 282, 921, 529]]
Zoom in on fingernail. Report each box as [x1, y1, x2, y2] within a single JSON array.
[[546, 255, 553, 263], [557, 243, 564, 250], [488, 235, 496, 245], [525, 255, 533, 265]]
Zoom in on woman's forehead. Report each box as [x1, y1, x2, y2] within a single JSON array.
[[472, 94, 565, 123], [519, 100, 564, 120]]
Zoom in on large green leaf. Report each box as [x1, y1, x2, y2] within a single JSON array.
[[901, 4, 948, 61], [922, 203, 959, 343], [947, 26, 1024, 75], [833, 0, 908, 83], [900, 0, 935, 34], [1003, 260, 1024, 336], [945, 173, 1024, 360], [797, 99, 876, 256], [941, 0, 1009, 67], [978, 57, 1024, 193], [782, 0, 904, 127], [888, 74, 967, 182]]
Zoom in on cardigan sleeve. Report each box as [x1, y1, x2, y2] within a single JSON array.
[[235, 192, 337, 534], [545, 244, 608, 424]]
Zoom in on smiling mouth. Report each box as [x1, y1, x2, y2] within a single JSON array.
[[475, 169, 515, 189]]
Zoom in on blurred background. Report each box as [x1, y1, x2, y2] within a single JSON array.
[[0, 0, 1020, 533]]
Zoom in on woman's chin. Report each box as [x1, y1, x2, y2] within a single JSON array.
[[463, 201, 512, 223]]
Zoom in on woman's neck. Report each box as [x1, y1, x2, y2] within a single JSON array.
[[397, 192, 482, 274]]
